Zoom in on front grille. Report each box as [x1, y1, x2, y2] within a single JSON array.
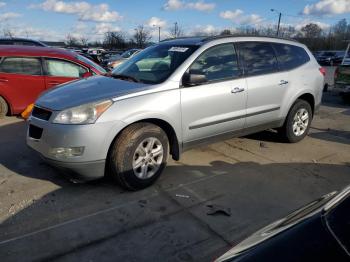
[[32, 106, 52, 121], [29, 124, 43, 140]]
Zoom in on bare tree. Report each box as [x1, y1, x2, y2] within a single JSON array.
[[3, 28, 14, 38], [220, 29, 232, 36], [169, 23, 184, 38], [301, 23, 322, 38], [66, 34, 79, 46], [80, 36, 89, 47], [103, 31, 126, 49], [132, 25, 151, 48]]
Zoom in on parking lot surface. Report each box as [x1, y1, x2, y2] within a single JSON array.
[[0, 92, 349, 262]]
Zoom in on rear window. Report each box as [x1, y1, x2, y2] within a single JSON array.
[[237, 42, 278, 76], [273, 43, 310, 70], [0, 57, 42, 75]]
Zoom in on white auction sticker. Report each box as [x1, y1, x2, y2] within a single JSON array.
[[169, 47, 189, 52]]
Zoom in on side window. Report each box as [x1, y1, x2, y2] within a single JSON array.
[[237, 42, 278, 76], [188, 43, 241, 82], [273, 43, 310, 70], [46, 59, 87, 78], [0, 57, 42, 75]]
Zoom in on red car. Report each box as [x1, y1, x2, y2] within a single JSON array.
[[0, 46, 106, 117]]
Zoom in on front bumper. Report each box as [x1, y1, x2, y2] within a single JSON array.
[[26, 115, 125, 180]]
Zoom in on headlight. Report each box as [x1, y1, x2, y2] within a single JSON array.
[[53, 100, 113, 124]]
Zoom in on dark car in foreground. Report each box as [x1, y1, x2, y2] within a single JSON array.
[[0, 46, 106, 117], [216, 186, 350, 262]]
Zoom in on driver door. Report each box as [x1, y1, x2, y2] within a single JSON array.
[[180, 43, 247, 144]]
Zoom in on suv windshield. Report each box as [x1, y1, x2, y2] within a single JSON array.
[[112, 44, 199, 84]]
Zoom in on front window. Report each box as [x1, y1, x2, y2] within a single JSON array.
[[112, 44, 199, 84], [188, 43, 240, 82]]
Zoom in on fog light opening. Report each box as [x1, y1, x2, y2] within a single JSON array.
[[49, 147, 85, 158]]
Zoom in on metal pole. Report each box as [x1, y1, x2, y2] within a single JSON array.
[[277, 12, 281, 36], [158, 27, 161, 42], [174, 22, 177, 38]]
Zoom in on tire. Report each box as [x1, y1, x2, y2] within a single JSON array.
[[109, 123, 169, 191], [0, 96, 8, 118], [280, 99, 312, 143]]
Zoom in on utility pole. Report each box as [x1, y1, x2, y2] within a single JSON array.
[[277, 12, 281, 36], [158, 26, 161, 42], [271, 9, 282, 36], [174, 22, 178, 38]]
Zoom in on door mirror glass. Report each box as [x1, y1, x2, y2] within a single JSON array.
[[182, 72, 207, 86]]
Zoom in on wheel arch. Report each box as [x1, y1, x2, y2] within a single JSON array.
[[297, 93, 315, 116], [0, 94, 12, 116], [107, 118, 181, 163]]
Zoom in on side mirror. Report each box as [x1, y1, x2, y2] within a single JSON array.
[[182, 72, 207, 87], [82, 71, 93, 78]]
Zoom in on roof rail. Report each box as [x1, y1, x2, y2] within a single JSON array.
[[202, 34, 298, 43], [160, 36, 207, 43]]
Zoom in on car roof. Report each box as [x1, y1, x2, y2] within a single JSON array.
[[0, 37, 47, 45], [0, 45, 77, 59], [160, 35, 298, 46]]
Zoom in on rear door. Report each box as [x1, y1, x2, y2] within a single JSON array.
[[181, 43, 247, 144], [0, 57, 45, 113], [237, 42, 288, 128], [43, 58, 89, 89]]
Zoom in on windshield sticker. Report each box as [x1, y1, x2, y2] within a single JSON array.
[[169, 47, 189, 52]]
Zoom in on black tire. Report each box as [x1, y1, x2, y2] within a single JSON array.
[[280, 99, 312, 143], [109, 123, 169, 191], [0, 96, 8, 118]]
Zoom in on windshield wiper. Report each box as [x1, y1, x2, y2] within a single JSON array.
[[111, 74, 140, 83]]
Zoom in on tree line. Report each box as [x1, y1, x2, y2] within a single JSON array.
[[3, 18, 350, 51]]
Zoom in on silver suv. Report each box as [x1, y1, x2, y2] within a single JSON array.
[[27, 36, 324, 190]]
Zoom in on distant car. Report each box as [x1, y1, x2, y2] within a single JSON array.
[[334, 64, 350, 102], [100, 51, 124, 68], [317, 51, 345, 66], [216, 185, 350, 262], [0, 46, 106, 117], [107, 49, 141, 69], [0, 37, 48, 47]]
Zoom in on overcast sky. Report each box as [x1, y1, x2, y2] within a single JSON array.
[[0, 0, 350, 41]]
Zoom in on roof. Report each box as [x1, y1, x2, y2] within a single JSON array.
[[160, 35, 298, 46], [0, 45, 76, 58]]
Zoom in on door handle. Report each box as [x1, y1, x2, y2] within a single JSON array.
[[279, 80, 289, 86], [48, 81, 61, 85], [231, 87, 245, 93], [0, 78, 8, 82]]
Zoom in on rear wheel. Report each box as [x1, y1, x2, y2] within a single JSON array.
[[109, 123, 169, 191], [280, 99, 312, 143], [0, 96, 8, 118]]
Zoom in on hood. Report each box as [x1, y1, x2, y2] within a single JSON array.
[[36, 75, 149, 110]]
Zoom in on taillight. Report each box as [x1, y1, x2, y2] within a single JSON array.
[[334, 67, 339, 79], [319, 67, 326, 76]]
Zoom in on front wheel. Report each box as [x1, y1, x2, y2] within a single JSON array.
[[109, 123, 169, 191], [280, 99, 312, 143]]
